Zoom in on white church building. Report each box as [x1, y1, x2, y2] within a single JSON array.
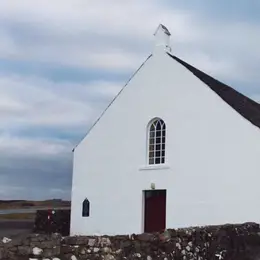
[[70, 24, 260, 236]]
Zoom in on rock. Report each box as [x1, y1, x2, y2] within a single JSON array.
[[104, 254, 115, 260], [88, 238, 96, 247], [0, 247, 4, 259], [32, 246, 43, 255], [30, 241, 42, 247], [2, 237, 11, 243], [22, 238, 30, 246], [31, 236, 40, 242], [100, 237, 111, 246], [17, 245, 31, 255], [75, 237, 89, 245], [93, 247, 100, 253], [43, 248, 54, 258], [71, 255, 77, 260], [80, 248, 86, 254], [186, 246, 191, 251], [115, 249, 122, 254], [41, 241, 57, 248], [52, 245, 61, 255], [176, 243, 181, 250], [120, 240, 132, 248], [63, 236, 79, 245], [129, 234, 136, 240], [60, 245, 75, 254], [137, 233, 154, 242], [159, 230, 171, 242], [103, 247, 111, 253]]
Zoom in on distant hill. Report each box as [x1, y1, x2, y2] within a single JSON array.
[[0, 199, 71, 209]]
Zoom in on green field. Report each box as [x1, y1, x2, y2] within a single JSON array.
[[0, 212, 36, 220], [0, 199, 70, 210]]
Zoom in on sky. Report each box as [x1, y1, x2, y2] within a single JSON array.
[[0, 1, 260, 200]]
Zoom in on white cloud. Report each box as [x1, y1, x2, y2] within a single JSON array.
[[0, 73, 124, 198], [0, 185, 25, 199], [49, 188, 70, 196], [0, 94, 26, 113], [0, 134, 71, 158], [0, 0, 260, 199], [0, 0, 259, 81], [0, 74, 123, 132], [0, 0, 198, 71]]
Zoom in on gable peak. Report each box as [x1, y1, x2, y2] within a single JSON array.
[[153, 24, 171, 53]]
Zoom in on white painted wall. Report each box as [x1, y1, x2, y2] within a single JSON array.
[[70, 46, 260, 236]]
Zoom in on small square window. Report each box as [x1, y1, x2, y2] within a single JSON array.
[[156, 137, 161, 144], [155, 157, 161, 164], [155, 151, 160, 157], [149, 158, 154, 164], [149, 138, 155, 145], [149, 144, 154, 152], [150, 131, 155, 138], [155, 132, 162, 139]]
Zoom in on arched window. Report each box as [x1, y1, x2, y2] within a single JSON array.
[[82, 198, 90, 217], [148, 119, 166, 165]]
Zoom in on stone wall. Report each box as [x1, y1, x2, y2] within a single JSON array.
[[1, 222, 260, 260], [34, 209, 70, 236]]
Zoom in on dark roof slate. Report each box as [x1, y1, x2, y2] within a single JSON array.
[[167, 52, 260, 129], [160, 24, 171, 35]]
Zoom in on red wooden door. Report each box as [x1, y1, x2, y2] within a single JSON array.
[[144, 190, 166, 233]]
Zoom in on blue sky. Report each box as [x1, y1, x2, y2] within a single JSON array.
[[0, 0, 260, 200]]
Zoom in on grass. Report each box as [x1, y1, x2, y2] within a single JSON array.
[[0, 200, 71, 210], [0, 213, 36, 220]]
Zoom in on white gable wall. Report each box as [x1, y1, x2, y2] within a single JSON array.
[[71, 48, 260, 236]]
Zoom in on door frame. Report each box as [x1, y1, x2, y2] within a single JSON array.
[[142, 189, 167, 233]]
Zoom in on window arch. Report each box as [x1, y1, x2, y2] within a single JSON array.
[[82, 198, 90, 217], [148, 118, 166, 165]]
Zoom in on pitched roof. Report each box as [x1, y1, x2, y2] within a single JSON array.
[[167, 52, 260, 129]]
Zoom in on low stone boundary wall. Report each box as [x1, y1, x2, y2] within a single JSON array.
[[33, 209, 70, 236], [1, 222, 260, 260]]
